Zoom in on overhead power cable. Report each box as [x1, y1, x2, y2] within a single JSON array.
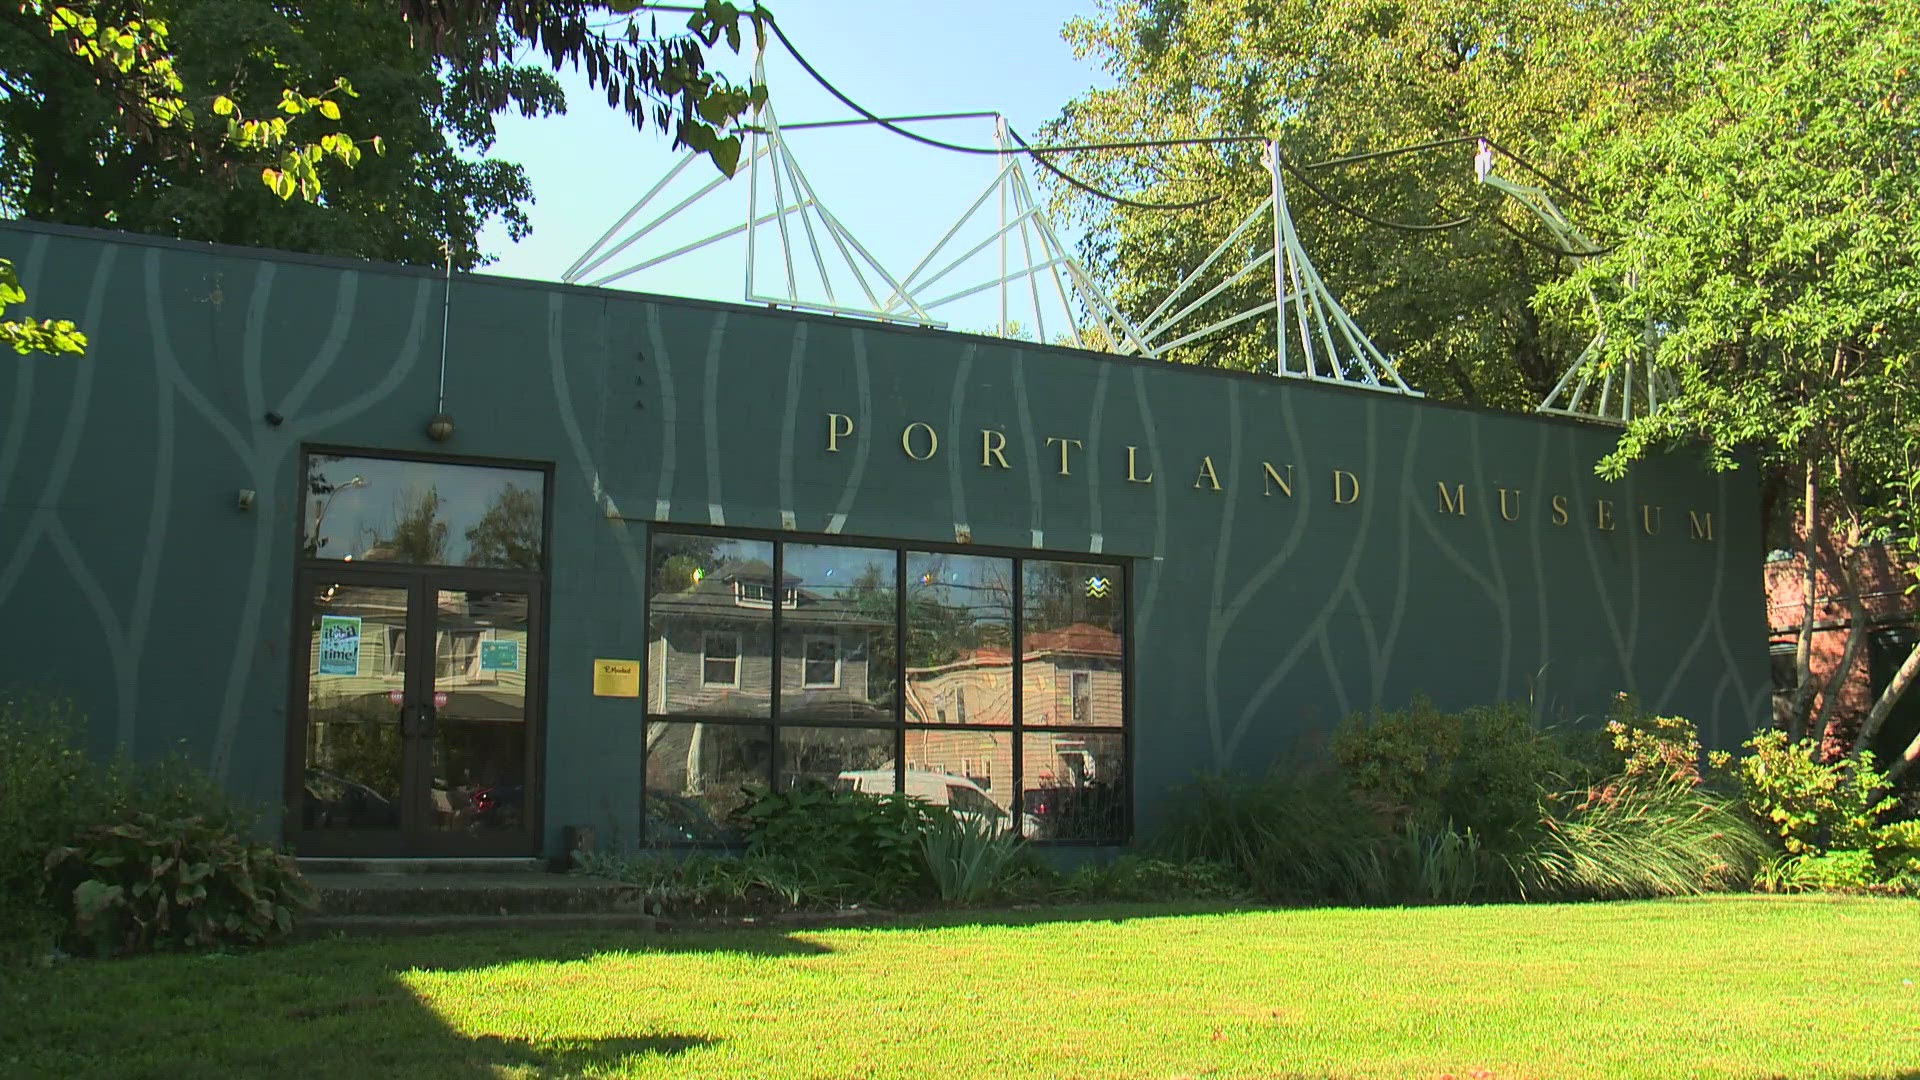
[[759, 13, 1221, 211], [749, 7, 1604, 245]]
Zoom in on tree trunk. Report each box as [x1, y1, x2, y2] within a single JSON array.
[[1786, 464, 1822, 737], [1858, 638, 1920, 763], [1811, 582, 1866, 750]]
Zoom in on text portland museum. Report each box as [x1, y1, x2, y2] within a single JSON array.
[[0, 216, 1767, 859]]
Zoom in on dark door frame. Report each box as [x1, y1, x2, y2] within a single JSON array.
[[284, 447, 553, 858], [285, 564, 547, 857]]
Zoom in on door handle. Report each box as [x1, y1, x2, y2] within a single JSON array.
[[401, 702, 438, 738]]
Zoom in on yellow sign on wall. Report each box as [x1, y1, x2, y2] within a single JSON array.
[[593, 658, 640, 698]]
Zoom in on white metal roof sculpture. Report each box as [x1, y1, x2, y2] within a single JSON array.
[[1474, 140, 1673, 423], [566, 38, 1431, 398]]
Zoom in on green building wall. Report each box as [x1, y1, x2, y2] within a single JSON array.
[[0, 221, 1770, 854]]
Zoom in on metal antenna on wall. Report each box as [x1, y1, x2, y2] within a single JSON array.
[[428, 236, 455, 441], [1475, 140, 1671, 423]]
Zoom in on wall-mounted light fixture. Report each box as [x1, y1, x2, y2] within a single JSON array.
[[426, 412, 455, 442], [236, 489, 256, 512]]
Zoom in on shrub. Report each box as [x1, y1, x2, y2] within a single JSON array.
[[1332, 697, 1589, 843], [0, 696, 96, 959], [1154, 769, 1399, 903], [574, 850, 869, 911], [1, 692, 295, 961], [1059, 855, 1245, 903], [920, 808, 1024, 903], [1604, 697, 1717, 783], [733, 783, 934, 901], [1505, 777, 1766, 901], [43, 813, 311, 958], [1736, 731, 1895, 855], [1387, 821, 1487, 904]]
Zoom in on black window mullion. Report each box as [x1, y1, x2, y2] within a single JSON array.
[[894, 548, 907, 794], [1121, 555, 1134, 843], [1011, 557, 1024, 838], [770, 540, 784, 791]]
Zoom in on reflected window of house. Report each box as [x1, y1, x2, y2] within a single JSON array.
[[304, 453, 546, 570], [702, 633, 740, 687], [803, 636, 840, 687]]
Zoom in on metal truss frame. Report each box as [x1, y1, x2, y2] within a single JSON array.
[[1475, 141, 1673, 423], [565, 41, 1420, 398]]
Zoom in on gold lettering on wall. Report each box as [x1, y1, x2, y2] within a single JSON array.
[[980, 429, 1010, 469], [901, 422, 939, 461], [1498, 488, 1521, 523], [1551, 494, 1569, 526], [1194, 455, 1222, 491], [1689, 510, 1715, 541], [1437, 482, 1467, 516], [1262, 462, 1295, 498], [1642, 505, 1663, 535], [827, 413, 854, 452], [1045, 436, 1084, 477], [1596, 499, 1616, 532], [1126, 446, 1154, 484], [1333, 469, 1361, 505]]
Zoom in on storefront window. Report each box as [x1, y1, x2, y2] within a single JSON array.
[[643, 529, 1130, 843]]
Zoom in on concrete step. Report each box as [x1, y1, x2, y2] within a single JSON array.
[[305, 871, 644, 917], [303, 911, 659, 937], [296, 857, 546, 875]]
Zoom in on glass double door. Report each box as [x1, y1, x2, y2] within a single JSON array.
[[291, 569, 541, 856]]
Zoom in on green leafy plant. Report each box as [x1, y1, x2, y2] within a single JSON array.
[[1603, 696, 1723, 783], [43, 813, 311, 958], [1736, 731, 1896, 856], [1058, 856, 1246, 903], [2, 693, 287, 962], [1154, 769, 1399, 903], [733, 783, 935, 902], [1332, 697, 1591, 843], [1389, 821, 1486, 904], [920, 808, 1024, 903]]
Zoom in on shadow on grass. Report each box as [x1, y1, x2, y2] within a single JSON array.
[[0, 928, 829, 1078]]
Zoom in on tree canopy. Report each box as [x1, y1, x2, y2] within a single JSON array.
[[0, 1, 767, 270], [1054, 0, 1920, 765]]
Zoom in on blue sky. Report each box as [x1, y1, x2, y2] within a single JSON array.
[[473, 2, 1111, 335]]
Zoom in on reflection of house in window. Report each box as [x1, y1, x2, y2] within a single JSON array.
[[385, 625, 407, 678], [647, 559, 888, 720], [702, 632, 740, 687], [438, 630, 480, 680]]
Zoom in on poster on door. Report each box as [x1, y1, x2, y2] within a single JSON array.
[[480, 639, 518, 672], [318, 615, 363, 676]]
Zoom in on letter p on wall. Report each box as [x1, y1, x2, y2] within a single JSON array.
[[827, 413, 854, 452]]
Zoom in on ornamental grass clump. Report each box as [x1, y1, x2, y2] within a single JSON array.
[[1505, 778, 1766, 901]]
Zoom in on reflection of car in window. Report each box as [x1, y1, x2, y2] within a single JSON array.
[[645, 791, 735, 843], [302, 768, 397, 830], [838, 768, 1038, 835]]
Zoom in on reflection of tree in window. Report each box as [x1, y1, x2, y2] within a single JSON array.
[[364, 487, 447, 564], [463, 483, 542, 570]]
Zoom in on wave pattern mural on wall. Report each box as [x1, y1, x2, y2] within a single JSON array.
[[0, 222, 1768, 836]]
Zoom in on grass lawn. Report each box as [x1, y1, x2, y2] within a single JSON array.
[[3, 895, 1917, 1079]]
